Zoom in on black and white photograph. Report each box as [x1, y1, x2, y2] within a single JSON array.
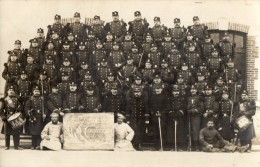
[[0, 0, 260, 167]]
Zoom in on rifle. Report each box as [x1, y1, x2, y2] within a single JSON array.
[[174, 119, 178, 152], [157, 111, 163, 151], [230, 82, 237, 122], [225, 67, 229, 91], [40, 79, 45, 121], [187, 113, 192, 151]]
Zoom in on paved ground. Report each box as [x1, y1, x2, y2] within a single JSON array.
[[1, 148, 260, 167]]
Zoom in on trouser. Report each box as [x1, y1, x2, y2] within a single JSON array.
[[201, 140, 237, 152], [130, 118, 145, 145], [5, 134, 20, 148], [240, 140, 252, 150], [31, 135, 41, 148]]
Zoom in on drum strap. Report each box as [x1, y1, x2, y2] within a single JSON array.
[[5, 96, 15, 108]]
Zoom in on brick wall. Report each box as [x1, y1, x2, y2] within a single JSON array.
[[246, 36, 258, 100]]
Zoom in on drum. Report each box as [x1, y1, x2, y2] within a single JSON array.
[[235, 115, 252, 132], [7, 112, 26, 129]]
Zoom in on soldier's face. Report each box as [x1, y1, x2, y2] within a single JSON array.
[[200, 66, 207, 71], [108, 76, 114, 81], [54, 19, 61, 24], [127, 59, 133, 64], [81, 64, 88, 69], [151, 47, 157, 52], [33, 90, 41, 96], [32, 42, 38, 47], [112, 45, 119, 50], [161, 63, 168, 68], [62, 75, 69, 81], [172, 91, 179, 96], [134, 92, 141, 97], [88, 34, 95, 39], [112, 16, 119, 21], [46, 59, 53, 64], [189, 46, 195, 51], [155, 88, 162, 94], [96, 44, 103, 49], [84, 75, 91, 80], [191, 89, 197, 95], [21, 74, 27, 80], [74, 17, 80, 22], [187, 35, 193, 40], [154, 78, 161, 84], [145, 63, 151, 68], [40, 75, 47, 80], [87, 90, 94, 95], [125, 35, 132, 40], [111, 89, 118, 95], [48, 43, 54, 49], [63, 61, 71, 66], [37, 32, 44, 38], [222, 94, 229, 100], [14, 44, 21, 49], [52, 88, 59, 94], [131, 48, 138, 53], [205, 89, 212, 95], [198, 76, 205, 81], [211, 52, 218, 57], [134, 15, 142, 20], [241, 94, 248, 101], [146, 36, 152, 42], [217, 79, 224, 85], [174, 23, 180, 27], [205, 38, 211, 43], [223, 36, 229, 41], [70, 85, 77, 92], [7, 89, 15, 96], [193, 20, 200, 25], [106, 35, 113, 40], [10, 55, 18, 62], [93, 19, 100, 24], [27, 57, 34, 63], [165, 37, 171, 41], [68, 35, 74, 41], [101, 62, 107, 66], [135, 79, 141, 84], [182, 66, 188, 70], [177, 78, 184, 83], [154, 21, 161, 26], [79, 45, 85, 50], [52, 33, 59, 39], [227, 62, 234, 68]]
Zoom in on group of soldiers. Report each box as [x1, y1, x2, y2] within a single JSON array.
[[0, 11, 256, 151]]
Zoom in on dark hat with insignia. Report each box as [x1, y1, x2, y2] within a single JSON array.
[[174, 18, 180, 23], [33, 85, 40, 91], [161, 59, 168, 64], [74, 12, 80, 17], [134, 75, 142, 80], [8, 50, 17, 56], [205, 34, 210, 39], [48, 40, 54, 44], [154, 74, 161, 79], [205, 85, 212, 90], [197, 72, 203, 76], [154, 17, 160, 21], [107, 31, 112, 35], [63, 57, 71, 62], [51, 84, 59, 89], [132, 44, 138, 49], [79, 41, 85, 46], [84, 70, 91, 76], [193, 16, 199, 21], [182, 62, 187, 66], [190, 85, 197, 90], [31, 38, 38, 43], [187, 32, 192, 36], [146, 59, 151, 64], [111, 84, 118, 90], [165, 32, 171, 37], [154, 84, 163, 90], [81, 60, 88, 65], [108, 71, 115, 77], [69, 82, 77, 86], [37, 28, 44, 33], [177, 74, 183, 79], [172, 85, 179, 91], [88, 30, 94, 35], [14, 40, 21, 44], [63, 41, 69, 45], [101, 58, 107, 62], [127, 55, 133, 60], [7, 85, 16, 91], [151, 43, 157, 48], [146, 33, 152, 37], [27, 53, 33, 58], [46, 55, 53, 60], [68, 32, 74, 36], [113, 41, 119, 46], [94, 15, 100, 20], [21, 70, 27, 75], [61, 72, 69, 76], [40, 70, 48, 75], [96, 40, 102, 45], [212, 48, 218, 53], [227, 58, 234, 63], [241, 90, 248, 95], [54, 14, 61, 19], [222, 89, 229, 94], [134, 11, 141, 16], [112, 11, 119, 16]]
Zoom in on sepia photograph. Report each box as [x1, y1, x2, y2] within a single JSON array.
[[0, 0, 260, 166]]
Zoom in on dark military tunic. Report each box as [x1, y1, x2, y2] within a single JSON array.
[[80, 94, 101, 113], [17, 79, 31, 97], [148, 51, 161, 68], [169, 26, 186, 49], [47, 23, 65, 40], [60, 65, 75, 81], [42, 63, 57, 83], [107, 50, 126, 71], [217, 40, 236, 58], [105, 21, 127, 41], [185, 51, 201, 71], [60, 49, 76, 65], [25, 63, 39, 81], [76, 49, 89, 64], [13, 49, 26, 67], [47, 93, 63, 113], [122, 41, 135, 55], [90, 49, 106, 69], [58, 81, 70, 96], [167, 50, 183, 69], [208, 57, 223, 73], [91, 23, 105, 40], [69, 22, 87, 41], [188, 24, 208, 41], [63, 92, 82, 113], [44, 49, 59, 66], [161, 41, 174, 58], [128, 19, 149, 47], [85, 39, 96, 55], [142, 68, 154, 84], [202, 96, 219, 127], [201, 42, 214, 60], [28, 47, 43, 64]]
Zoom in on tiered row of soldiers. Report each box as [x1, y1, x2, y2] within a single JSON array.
[[0, 11, 255, 151]]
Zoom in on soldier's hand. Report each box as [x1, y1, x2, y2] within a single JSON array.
[[43, 114, 46, 119], [127, 121, 130, 124], [203, 113, 208, 118], [207, 144, 213, 149], [156, 111, 161, 117], [60, 112, 65, 117], [45, 136, 50, 140], [145, 120, 149, 124]]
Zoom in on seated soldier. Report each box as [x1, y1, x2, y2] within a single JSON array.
[[40, 112, 64, 151], [114, 112, 135, 151], [199, 119, 249, 153]]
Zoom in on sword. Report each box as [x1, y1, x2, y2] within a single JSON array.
[[174, 119, 177, 152], [157, 111, 163, 151]]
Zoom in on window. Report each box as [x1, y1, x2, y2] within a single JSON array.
[[209, 33, 219, 44], [234, 35, 244, 48]]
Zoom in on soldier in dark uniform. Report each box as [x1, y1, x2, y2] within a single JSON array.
[[63, 82, 82, 113], [76, 41, 89, 65], [80, 85, 101, 113], [0, 86, 23, 150], [185, 43, 202, 74], [208, 48, 224, 86], [47, 14, 65, 40], [142, 59, 154, 84], [25, 86, 46, 150], [28, 38, 43, 65], [148, 43, 161, 68], [129, 44, 144, 69], [142, 33, 153, 57], [12, 40, 27, 68], [167, 86, 187, 151], [59, 58, 75, 82], [42, 55, 58, 85], [126, 87, 149, 150], [201, 35, 214, 61], [24, 53, 40, 82], [149, 85, 168, 150], [36, 28, 46, 52], [43, 41, 59, 67], [213, 76, 227, 102], [167, 45, 183, 70], [35, 70, 51, 97], [96, 58, 111, 86], [90, 40, 106, 72], [196, 62, 210, 83], [57, 72, 71, 96], [68, 12, 88, 42], [216, 32, 236, 60], [49, 30, 63, 52], [187, 85, 204, 151], [90, 15, 106, 41], [107, 42, 126, 72], [119, 55, 136, 82], [161, 32, 175, 58], [237, 90, 256, 152], [150, 17, 167, 49], [2, 51, 22, 96], [183, 32, 201, 56], [102, 85, 126, 121], [60, 41, 76, 67], [103, 32, 114, 57], [178, 63, 194, 85], [66, 32, 78, 51], [202, 86, 219, 128], [101, 71, 121, 96], [85, 30, 97, 56], [128, 11, 149, 49], [169, 18, 186, 55], [121, 32, 135, 58], [194, 72, 208, 96], [47, 84, 64, 122], [77, 60, 92, 83], [187, 16, 208, 47], [104, 11, 127, 42], [159, 59, 175, 84], [173, 75, 189, 96], [80, 70, 99, 97], [218, 90, 235, 141]]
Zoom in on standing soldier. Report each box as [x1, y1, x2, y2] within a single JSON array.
[[169, 18, 186, 55], [178, 63, 194, 86], [49, 30, 63, 52], [107, 42, 126, 73], [12, 40, 27, 68], [66, 32, 78, 51], [237, 90, 256, 152], [77, 60, 92, 83], [24, 54, 40, 83], [126, 87, 149, 150], [187, 85, 204, 151], [36, 70, 51, 97], [59, 58, 75, 82], [2, 51, 22, 96], [128, 11, 149, 49], [202, 86, 219, 128], [129, 44, 144, 69], [201, 35, 214, 61], [47, 84, 64, 122], [150, 17, 167, 49], [43, 41, 59, 67], [104, 11, 127, 42], [28, 38, 43, 65], [208, 48, 224, 86], [60, 41, 76, 67], [185, 43, 202, 75], [213, 76, 227, 101], [121, 32, 135, 57], [217, 32, 236, 60], [167, 86, 187, 151], [159, 59, 175, 84], [25, 86, 46, 150], [80, 85, 101, 113], [79, 71, 99, 96], [0, 86, 23, 150], [149, 85, 168, 150], [183, 32, 201, 56], [47, 14, 65, 40], [68, 12, 88, 42], [194, 72, 208, 96], [90, 15, 106, 41], [142, 33, 153, 58], [173, 75, 189, 96], [161, 32, 175, 58], [142, 59, 155, 85], [96, 58, 112, 86], [63, 82, 82, 113], [42, 55, 58, 85], [187, 16, 208, 47], [218, 90, 235, 142], [36, 28, 46, 52]]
